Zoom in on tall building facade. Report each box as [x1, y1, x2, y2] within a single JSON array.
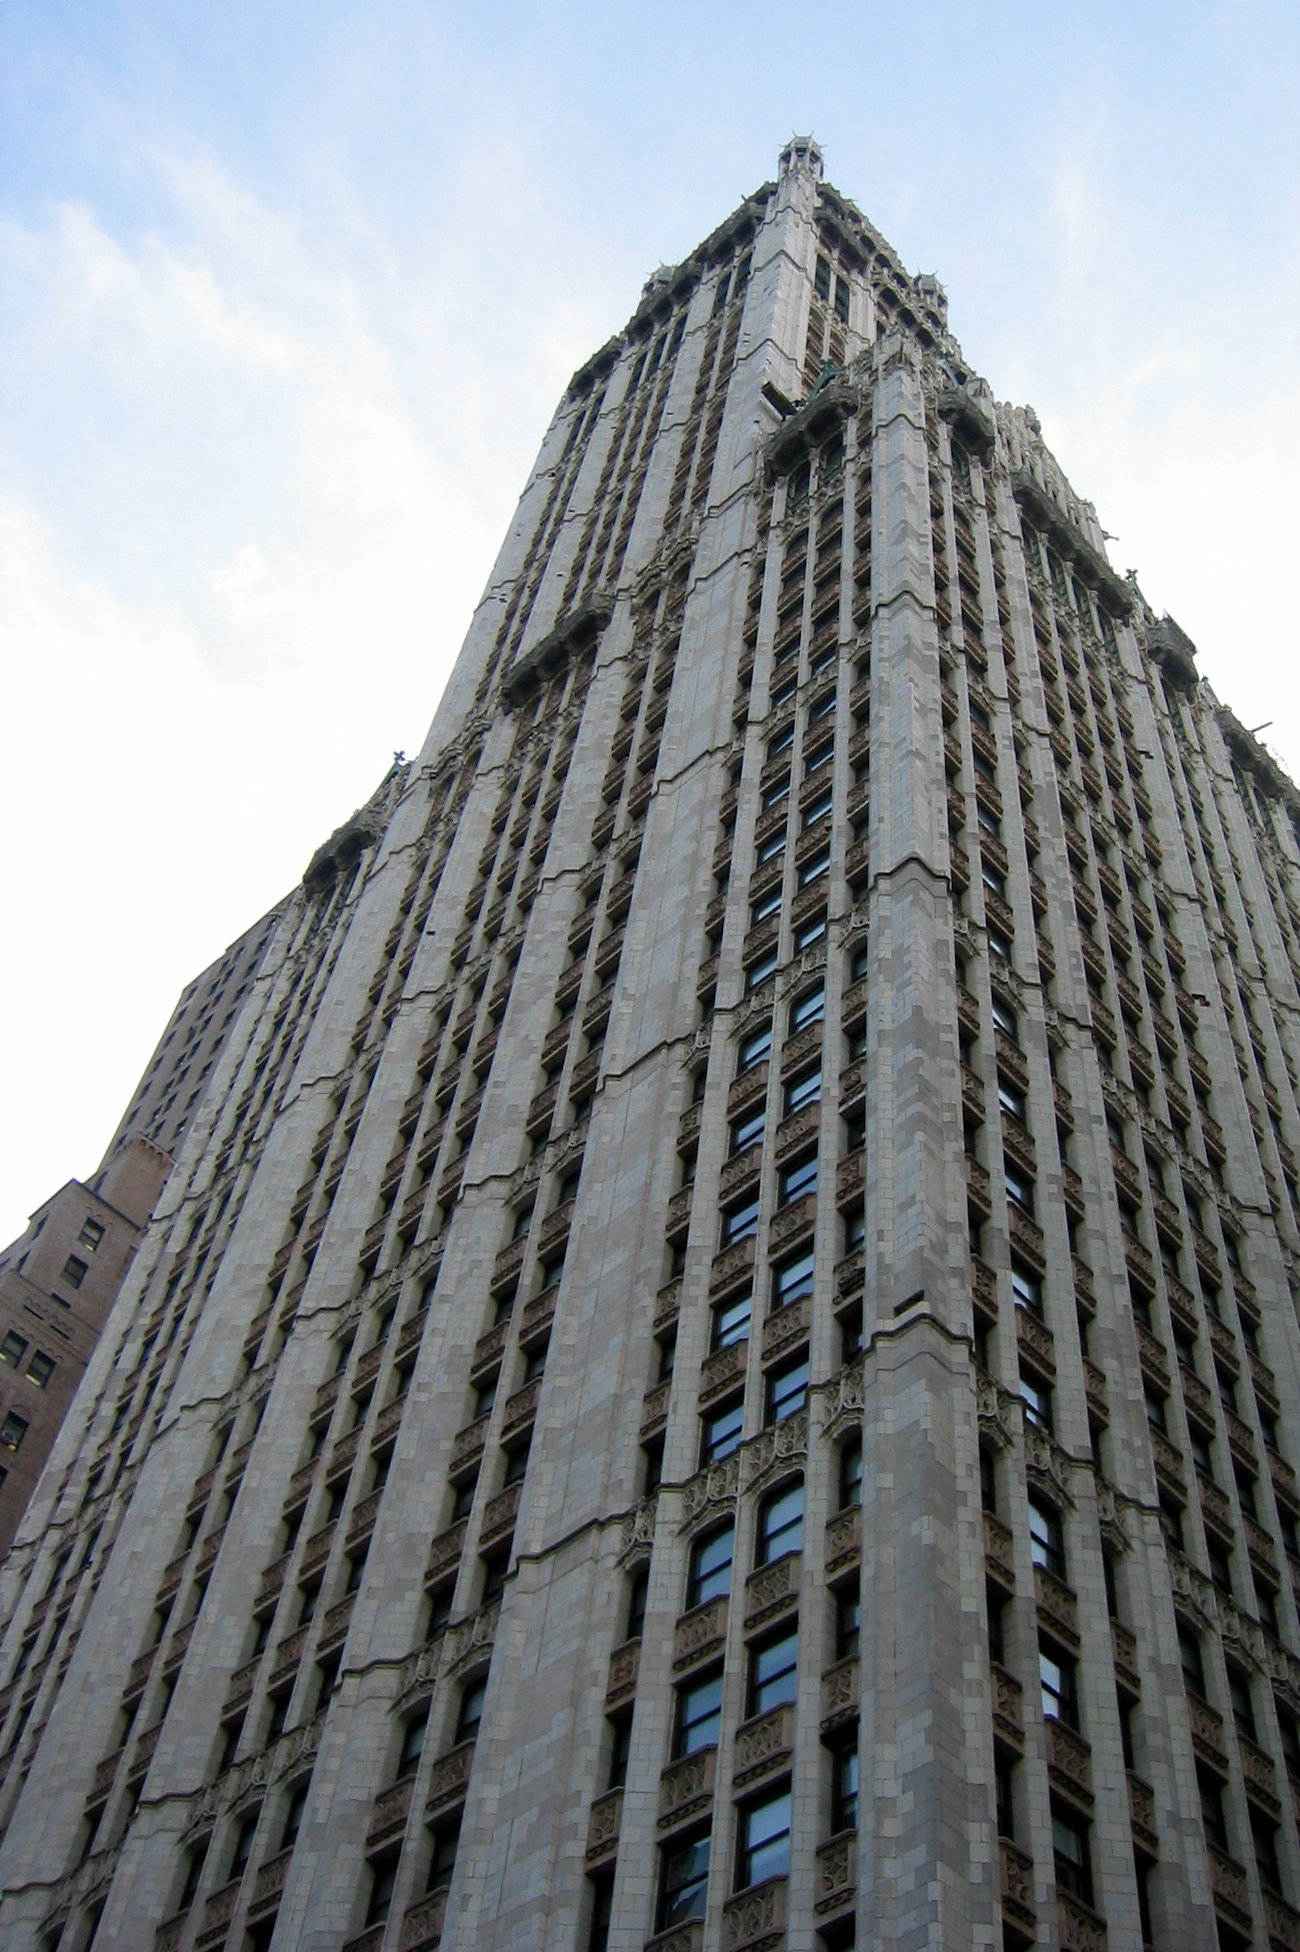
[[0, 911, 279, 1557], [3, 137, 1300, 1952]]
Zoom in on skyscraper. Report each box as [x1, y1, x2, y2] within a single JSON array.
[[3, 134, 1300, 1951]]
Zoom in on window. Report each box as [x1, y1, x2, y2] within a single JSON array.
[[757, 1480, 803, 1564], [61, 1256, 88, 1290], [426, 1818, 461, 1892], [784, 1068, 821, 1114], [700, 1401, 745, 1465], [1010, 1266, 1042, 1314], [738, 1026, 772, 1073], [749, 1628, 799, 1716], [802, 791, 833, 829], [990, 997, 1019, 1041], [280, 1782, 309, 1851], [658, 1835, 710, 1929], [1027, 1498, 1064, 1579], [0, 1332, 28, 1368], [998, 1083, 1026, 1123], [731, 1111, 766, 1158], [1177, 1621, 1205, 1695], [0, 1412, 29, 1452], [746, 948, 779, 990], [839, 1438, 862, 1509], [1276, 1704, 1300, 1779], [1253, 1811, 1282, 1893], [778, 1155, 818, 1206], [625, 1566, 649, 1640], [1051, 1808, 1092, 1905], [1194, 1768, 1230, 1856], [721, 1197, 760, 1246], [365, 1852, 400, 1925], [793, 912, 826, 951], [230, 1807, 261, 1877], [836, 1588, 860, 1661], [1227, 1665, 1257, 1741], [1039, 1646, 1079, 1728], [736, 1786, 792, 1888], [456, 1675, 487, 1743], [605, 1716, 632, 1793], [674, 1670, 723, 1757], [688, 1524, 734, 1608], [769, 1249, 812, 1311], [399, 1710, 428, 1774], [832, 1746, 859, 1831], [1004, 1169, 1034, 1215], [77, 1218, 106, 1252], [1018, 1371, 1052, 1431], [797, 850, 830, 888], [804, 740, 833, 775], [179, 1838, 209, 1909], [756, 830, 786, 865], [766, 1357, 809, 1423], [711, 1293, 751, 1349], [750, 887, 782, 926], [761, 773, 791, 810], [789, 986, 825, 1032]]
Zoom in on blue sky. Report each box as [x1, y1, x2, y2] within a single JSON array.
[[2, 0, 1298, 1240]]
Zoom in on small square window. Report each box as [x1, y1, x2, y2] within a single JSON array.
[[61, 1256, 88, 1291], [26, 1352, 55, 1390], [0, 1332, 28, 1368]]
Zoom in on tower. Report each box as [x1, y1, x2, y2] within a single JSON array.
[[3, 137, 1300, 1952]]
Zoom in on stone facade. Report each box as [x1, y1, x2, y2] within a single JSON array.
[[0, 138, 1299, 1952]]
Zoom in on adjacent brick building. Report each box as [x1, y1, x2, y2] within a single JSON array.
[[0, 912, 278, 1556], [2, 138, 1300, 1952]]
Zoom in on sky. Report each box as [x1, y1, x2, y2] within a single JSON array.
[[1, 0, 1298, 1243]]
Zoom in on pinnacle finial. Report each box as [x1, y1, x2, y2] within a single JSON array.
[[780, 134, 824, 179]]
